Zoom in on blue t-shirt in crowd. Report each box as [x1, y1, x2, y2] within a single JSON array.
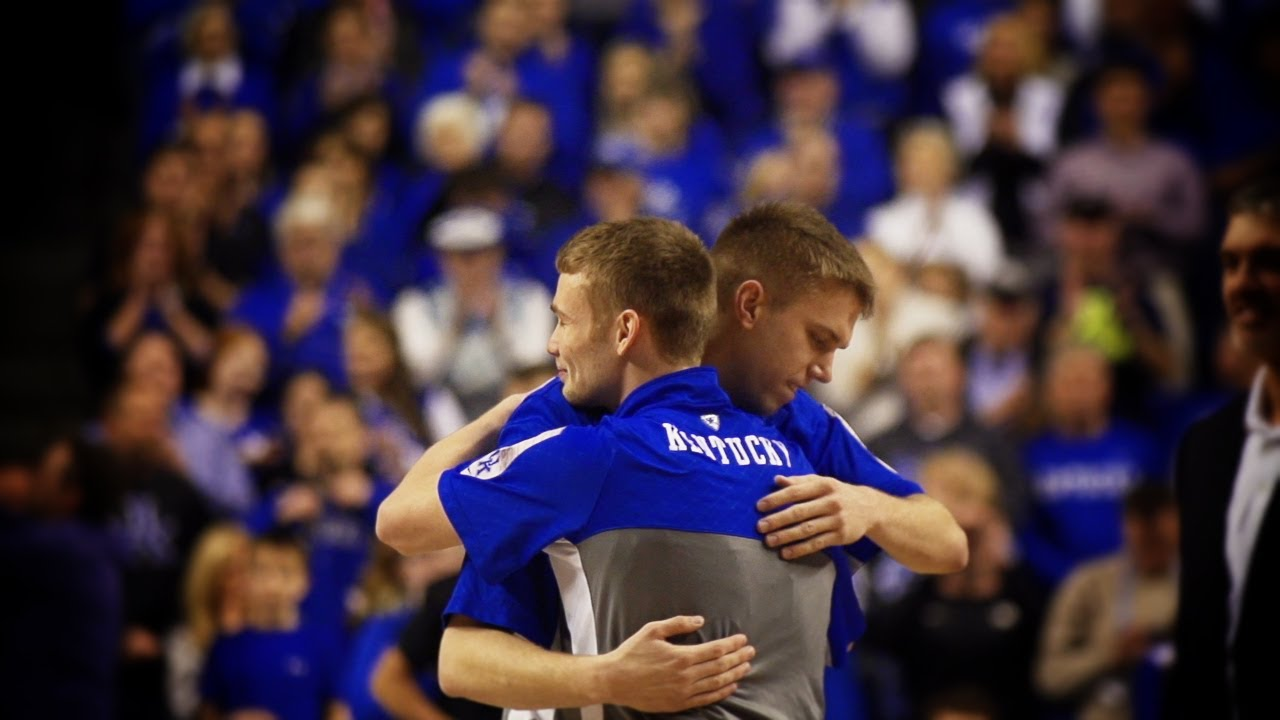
[[245, 479, 394, 646], [741, 116, 895, 237], [201, 624, 341, 720], [230, 271, 367, 391], [445, 374, 922, 665], [1020, 422, 1164, 586], [339, 609, 414, 720]]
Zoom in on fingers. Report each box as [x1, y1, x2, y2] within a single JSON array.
[[757, 495, 841, 534], [756, 475, 832, 512], [643, 615, 705, 640], [688, 643, 755, 684], [680, 633, 749, 665], [762, 514, 841, 548], [683, 682, 740, 709], [777, 530, 843, 560]]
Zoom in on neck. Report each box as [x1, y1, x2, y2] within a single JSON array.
[[616, 357, 697, 408], [540, 29, 568, 57], [1263, 364, 1280, 426], [1057, 414, 1109, 439], [702, 326, 753, 410], [1105, 126, 1146, 148], [199, 387, 249, 419], [911, 404, 963, 437]]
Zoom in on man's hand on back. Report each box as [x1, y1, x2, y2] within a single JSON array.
[[755, 474, 878, 559], [757, 474, 969, 573], [599, 616, 755, 713]]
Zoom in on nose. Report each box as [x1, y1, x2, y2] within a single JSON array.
[[546, 329, 560, 358], [809, 354, 834, 384]]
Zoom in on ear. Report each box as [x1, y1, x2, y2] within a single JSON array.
[[734, 280, 766, 329], [614, 309, 640, 356]]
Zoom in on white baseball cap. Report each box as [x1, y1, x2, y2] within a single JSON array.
[[428, 207, 504, 252]]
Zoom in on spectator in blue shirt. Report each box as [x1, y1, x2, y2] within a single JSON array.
[[95, 209, 218, 369], [742, 60, 894, 237], [200, 533, 342, 720], [523, 0, 597, 188], [140, 0, 274, 159], [530, 160, 648, 291], [621, 0, 767, 142], [0, 423, 122, 720], [231, 191, 373, 391], [626, 77, 730, 237], [283, 2, 404, 160], [245, 396, 394, 648], [1020, 344, 1164, 587]]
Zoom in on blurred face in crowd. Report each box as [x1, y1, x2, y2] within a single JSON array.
[[978, 16, 1033, 84], [440, 246, 505, 298], [425, 119, 483, 173], [601, 44, 654, 115], [188, 111, 230, 183], [548, 272, 625, 407], [279, 220, 341, 289], [345, 101, 391, 159], [248, 543, 309, 621], [741, 150, 794, 207], [1123, 506, 1179, 576], [0, 440, 73, 517], [479, 0, 530, 61], [344, 318, 396, 393], [1046, 346, 1113, 435], [309, 399, 368, 472], [497, 103, 554, 178], [107, 383, 173, 453], [527, 0, 567, 37], [124, 332, 185, 404], [1058, 216, 1121, 275], [636, 93, 692, 154], [922, 457, 998, 533], [225, 110, 269, 179], [586, 167, 644, 222], [1096, 70, 1150, 138], [282, 371, 330, 442], [726, 283, 861, 416], [978, 294, 1040, 353], [897, 128, 956, 198], [209, 332, 268, 398], [899, 338, 967, 418], [131, 213, 178, 288], [915, 263, 969, 305], [1221, 213, 1280, 366], [777, 68, 839, 126], [189, 2, 236, 62], [789, 129, 840, 209], [145, 149, 193, 211], [327, 5, 375, 66]]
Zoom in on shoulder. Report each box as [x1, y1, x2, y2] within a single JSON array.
[[1178, 393, 1248, 452]]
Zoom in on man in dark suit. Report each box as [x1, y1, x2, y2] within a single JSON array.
[[1170, 179, 1280, 720]]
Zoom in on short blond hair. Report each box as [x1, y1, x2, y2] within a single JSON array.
[[712, 202, 876, 315], [557, 218, 715, 364], [918, 448, 1000, 510]]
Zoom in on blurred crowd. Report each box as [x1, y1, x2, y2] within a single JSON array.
[[2, 0, 1278, 719]]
